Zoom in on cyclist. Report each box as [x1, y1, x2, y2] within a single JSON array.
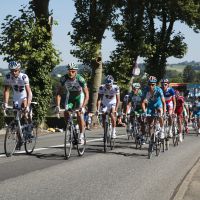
[[3, 61, 32, 112], [125, 83, 144, 142], [174, 90, 185, 142], [141, 76, 166, 139], [55, 63, 89, 144], [96, 75, 120, 139], [192, 96, 200, 134], [160, 79, 176, 137], [2, 61, 33, 149], [183, 94, 190, 134]]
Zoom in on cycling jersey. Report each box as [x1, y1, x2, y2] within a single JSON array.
[[4, 72, 29, 107], [59, 74, 87, 110], [175, 96, 184, 116], [193, 100, 200, 116], [98, 84, 120, 106], [142, 86, 164, 114], [128, 90, 143, 113], [162, 87, 175, 111]]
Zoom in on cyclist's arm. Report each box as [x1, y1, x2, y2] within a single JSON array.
[[3, 85, 10, 105], [96, 93, 103, 111], [25, 84, 32, 107], [126, 102, 131, 115], [82, 86, 89, 108], [115, 93, 120, 112], [55, 85, 62, 107], [172, 95, 176, 113], [141, 98, 147, 113], [161, 96, 166, 113]]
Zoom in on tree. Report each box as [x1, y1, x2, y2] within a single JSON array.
[[70, 0, 118, 113], [183, 65, 196, 83], [106, 0, 147, 92], [0, 3, 60, 124]]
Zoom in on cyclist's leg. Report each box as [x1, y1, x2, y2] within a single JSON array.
[[109, 104, 117, 138], [177, 112, 183, 142]]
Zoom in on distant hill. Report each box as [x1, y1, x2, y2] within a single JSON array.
[[51, 64, 91, 77]]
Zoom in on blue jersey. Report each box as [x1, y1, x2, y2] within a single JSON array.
[[142, 86, 164, 109]]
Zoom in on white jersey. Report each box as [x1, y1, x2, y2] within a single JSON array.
[[4, 72, 29, 102], [98, 84, 120, 105]]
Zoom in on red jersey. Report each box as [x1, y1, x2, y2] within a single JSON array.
[[175, 96, 184, 115]]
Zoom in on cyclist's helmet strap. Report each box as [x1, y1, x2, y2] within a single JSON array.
[[8, 61, 21, 70]]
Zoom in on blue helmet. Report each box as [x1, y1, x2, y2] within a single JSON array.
[[161, 79, 169, 84], [8, 61, 21, 70], [148, 76, 157, 83], [105, 75, 114, 86]]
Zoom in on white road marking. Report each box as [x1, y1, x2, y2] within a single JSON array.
[[0, 135, 127, 157]]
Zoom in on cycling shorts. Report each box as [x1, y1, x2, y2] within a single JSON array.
[[147, 101, 162, 115], [100, 103, 116, 113], [65, 93, 84, 110], [166, 101, 173, 112]]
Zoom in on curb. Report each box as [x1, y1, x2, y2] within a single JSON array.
[[172, 156, 200, 200]]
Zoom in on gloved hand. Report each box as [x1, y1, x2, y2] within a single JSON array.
[[95, 110, 99, 116], [55, 106, 60, 114], [79, 107, 85, 113], [24, 106, 30, 113], [141, 112, 147, 117], [2, 102, 8, 110]]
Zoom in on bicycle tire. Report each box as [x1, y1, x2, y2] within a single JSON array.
[[148, 141, 153, 159], [104, 123, 109, 153], [156, 139, 161, 156], [64, 125, 73, 159], [77, 131, 86, 156], [4, 121, 18, 157], [165, 138, 169, 150], [24, 122, 38, 154], [127, 122, 133, 140]]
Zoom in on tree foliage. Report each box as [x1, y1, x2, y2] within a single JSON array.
[[70, 0, 118, 112], [183, 65, 196, 83], [0, 3, 60, 124]]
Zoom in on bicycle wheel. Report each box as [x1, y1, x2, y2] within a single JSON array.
[[156, 138, 161, 156], [104, 123, 109, 153], [4, 121, 18, 157], [148, 139, 154, 159], [126, 122, 132, 140], [64, 125, 73, 159], [165, 138, 169, 150], [77, 131, 86, 156], [24, 122, 38, 154]]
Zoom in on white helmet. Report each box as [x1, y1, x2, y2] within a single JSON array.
[[8, 61, 21, 70]]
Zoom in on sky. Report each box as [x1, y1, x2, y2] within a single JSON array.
[[0, 0, 200, 69]]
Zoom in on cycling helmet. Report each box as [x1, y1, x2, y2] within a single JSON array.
[[161, 79, 169, 84], [67, 62, 78, 70], [105, 75, 114, 86], [8, 61, 21, 70], [132, 83, 141, 89], [148, 76, 157, 83]]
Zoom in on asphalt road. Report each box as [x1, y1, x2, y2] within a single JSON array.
[[0, 127, 200, 200]]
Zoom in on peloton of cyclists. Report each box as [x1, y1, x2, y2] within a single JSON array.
[[160, 79, 176, 138], [96, 75, 120, 139]]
